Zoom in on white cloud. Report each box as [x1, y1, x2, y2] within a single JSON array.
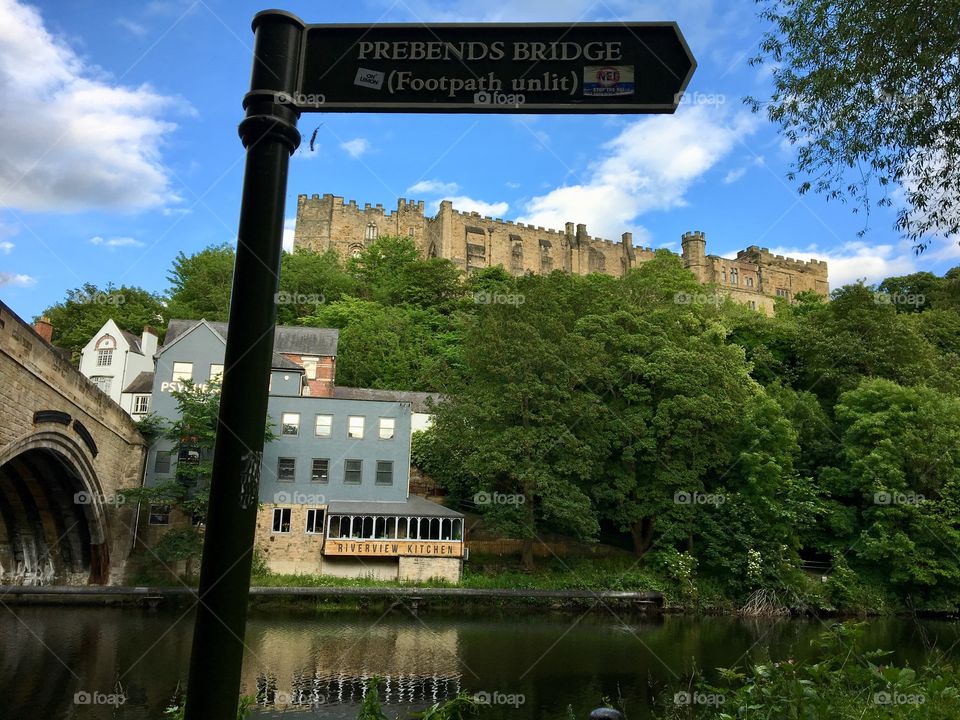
[[517, 105, 759, 239], [0, 0, 181, 212], [767, 241, 919, 289], [341, 138, 371, 158], [723, 167, 747, 184], [89, 235, 144, 248], [0, 240, 12, 254], [505, 181, 521, 189], [407, 179, 459, 196], [434, 196, 509, 217], [115, 18, 147, 36], [0, 271, 35, 287], [282, 217, 296, 252]]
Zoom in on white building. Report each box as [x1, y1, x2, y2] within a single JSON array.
[[78, 320, 158, 418]]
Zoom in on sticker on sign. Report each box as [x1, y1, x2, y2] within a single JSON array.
[[354, 68, 385, 90], [583, 66, 635, 97]]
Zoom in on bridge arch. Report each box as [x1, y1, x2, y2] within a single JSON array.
[[0, 430, 112, 585]]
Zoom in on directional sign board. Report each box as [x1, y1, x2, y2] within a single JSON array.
[[289, 23, 696, 113]]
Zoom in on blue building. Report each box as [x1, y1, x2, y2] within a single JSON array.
[[142, 319, 463, 582]]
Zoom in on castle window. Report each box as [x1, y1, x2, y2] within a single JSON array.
[[730, 268, 739, 285], [722, 270, 727, 283], [365, 223, 378, 241], [776, 288, 791, 299], [746, 277, 754, 288], [749, 301, 757, 310]]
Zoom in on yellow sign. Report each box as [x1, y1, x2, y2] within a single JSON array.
[[324, 539, 464, 557]]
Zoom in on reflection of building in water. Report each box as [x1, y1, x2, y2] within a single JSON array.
[[257, 671, 462, 707], [241, 622, 462, 708]]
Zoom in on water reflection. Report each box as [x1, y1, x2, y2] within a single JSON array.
[[0, 605, 958, 720]]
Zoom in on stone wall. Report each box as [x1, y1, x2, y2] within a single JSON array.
[[0, 301, 147, 584], [398, 556, 462, 583], [254, 503, 325, 575]]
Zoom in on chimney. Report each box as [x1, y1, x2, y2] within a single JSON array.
[[34, 316, 53, 342], [141, 325, 159, 356]]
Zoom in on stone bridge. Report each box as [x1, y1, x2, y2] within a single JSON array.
[[0, 301, 146, 585]]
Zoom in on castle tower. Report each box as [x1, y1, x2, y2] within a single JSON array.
[[681, 230, 708, 283]]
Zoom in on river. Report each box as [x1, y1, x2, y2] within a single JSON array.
[[1, 604, 957, 719]]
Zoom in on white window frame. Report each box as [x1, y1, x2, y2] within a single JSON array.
[[209, 363, 224, 382], [171, 362, 193, 382], [133, 395, 150, 414], [378, 417, 395, 440], [348, 416, 364, 439], [96, 348, 113, 367], [305, 509, 325, 534], [91, 376, 112, 394], [314, 414, 333, 437], [272, 508, 291, 533], [281, 412, 300, 436], [277, 457, 296, 482]]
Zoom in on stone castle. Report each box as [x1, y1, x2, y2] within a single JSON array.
[[293, 194, 830, 313]]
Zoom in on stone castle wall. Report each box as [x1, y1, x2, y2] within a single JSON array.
[[294, 194, 830, 310]]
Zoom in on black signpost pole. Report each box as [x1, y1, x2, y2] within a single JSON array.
[[182, 10, 303, 720]]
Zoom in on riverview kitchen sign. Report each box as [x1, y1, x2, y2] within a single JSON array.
[[324, 539, 465, 557], [289, 23, 696, 113]]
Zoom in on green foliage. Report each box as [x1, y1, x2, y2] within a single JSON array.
[[657, 623, 960, 719], [38, 282, 165, 359], [166, 244, 235, 321], [750, 0, 960, 247]]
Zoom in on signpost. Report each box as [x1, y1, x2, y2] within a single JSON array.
[[183, 10, 694, 720]]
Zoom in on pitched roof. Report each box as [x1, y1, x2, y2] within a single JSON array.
[[164, 319, 339, 357], [332, 387, 442, 414], [327, 495, 462, 518], [120, 330, 143, 354], [122, 371, 154, 394]]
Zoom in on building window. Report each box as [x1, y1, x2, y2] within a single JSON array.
[[315, 414, 333, 437], [344, 459, 362, 484], [91, 376, 112, 394], [209, 364, 224, 382], [379, 417, 395, 440], [281, 412, 300, 436], [148, 504, 170, 525], [172, 362, 193, 382], [96, 348, 113, 367], [376, 460, 394, 486], [305, 509, 325, 534], [746, 277, 754, 288], [133, 395, 150, 415], [776, 288, 791, 299], [277, 457, 296, 482], [272, 508, 291, 533], [348, 416, 364, 439], [154, 451, 171, 474], [730, 268, 739, 285], [722, 270, 727, 283], [365, 223, 378, 241], [301, 357, 318, 380], [178, 446, 200, 464], [311, 458, 329, 483], [749, 301, 757, 310]]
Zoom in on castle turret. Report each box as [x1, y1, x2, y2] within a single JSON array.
[[681, 230, 708, 283]]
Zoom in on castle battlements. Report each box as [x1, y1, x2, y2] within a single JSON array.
[[293, 193, 829, 311]]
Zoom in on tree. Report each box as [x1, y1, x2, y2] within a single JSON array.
[[277, 248, 356, 324], [39, 283, 166, 360], [165, 244, 235, 321], [750, 0, 960, 247]]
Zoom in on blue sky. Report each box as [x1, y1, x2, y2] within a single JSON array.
[[1, 0, 958, 322]]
